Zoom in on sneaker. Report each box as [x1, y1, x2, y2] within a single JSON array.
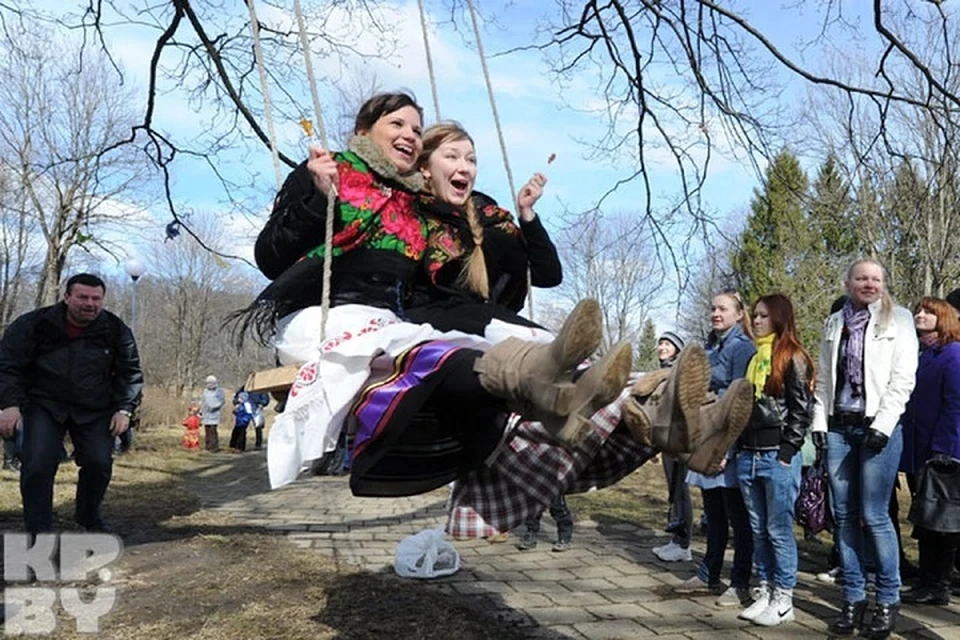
[[753, 587, 795, 626], [715, 586, 751, 607], [552, 539, 571, 552], [674, 574, 712, 593], [739, 583, 771, 621], [816, 567, 840, 583], [652, 541, 692, 562], [516, 531, 537, 551]]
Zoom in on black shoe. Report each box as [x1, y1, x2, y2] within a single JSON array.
[[829, 600, 868, 636], [516, 530, 538, 551], [552, 538, 571, 552], [863, 602, 899, 640], [76, 517, 111, 533], [902, 586, 950, 606]]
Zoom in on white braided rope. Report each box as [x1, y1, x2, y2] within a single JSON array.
[[292, 0, 336, 343], [417, 0, 442, 122], [465, 0, 534, 318], [246, 0, 283, 189]]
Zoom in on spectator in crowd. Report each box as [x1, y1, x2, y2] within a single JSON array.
[[249, 391, 269, 450], [182, 402, 201, 450], [651, 330, 695, 563], [201, 375, 225, 453], [676, 290, 756, 608], [812, 258, 918, 639], [0, 273, 143, 533], [230, 392, 254, 452], [899, 297, 960, 607], [736, 294, 814, 626], [516, 495, 574, 552]]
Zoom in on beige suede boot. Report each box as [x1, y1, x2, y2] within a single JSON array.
[[683, 379, 755, 474], [473, 299, 603, 417], [545, 342, 634, 446], [620, 347, 710, 453]]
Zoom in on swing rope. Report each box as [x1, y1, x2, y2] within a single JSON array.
[[245, 0, 283, 190], [417, 0, 442, 122], [463, 0, 533, 318], [292, 0, 337, 343]]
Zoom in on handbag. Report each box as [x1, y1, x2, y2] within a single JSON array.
[[795, 457, 831, 535], [909, 457, 960, 533]]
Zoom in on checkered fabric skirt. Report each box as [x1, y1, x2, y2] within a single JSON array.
[[446, 389, 657, 538]]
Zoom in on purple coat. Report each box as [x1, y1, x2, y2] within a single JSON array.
[[900, 341, 960, 474]]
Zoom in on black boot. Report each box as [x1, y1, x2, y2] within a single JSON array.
[[863, 602, 899, 640], [828, 600, 868, 636], [902, 584, 950, 605]]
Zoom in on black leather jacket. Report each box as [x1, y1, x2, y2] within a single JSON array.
[[0, 303, 143, 423], [738, 356, 813, 462]]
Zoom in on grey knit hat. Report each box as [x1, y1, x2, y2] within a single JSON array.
[[657, 331, 685, 352]]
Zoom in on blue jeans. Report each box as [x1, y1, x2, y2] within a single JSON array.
[[826, 424, 903, 605], [696, 486, 753, 588], [737, 450, 802, 590]]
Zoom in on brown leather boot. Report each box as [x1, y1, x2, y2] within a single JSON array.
[[545, 342, 634, 445], [683, 379, 754, 474], [620, 347, 710, 453], [473, 299, 603, 416]]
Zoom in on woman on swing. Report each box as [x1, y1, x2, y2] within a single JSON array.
[[250, 92, 632, 495], [394, 122, 754, 538]]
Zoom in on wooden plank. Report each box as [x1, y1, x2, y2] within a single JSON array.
[[245, 364, 303, 393]]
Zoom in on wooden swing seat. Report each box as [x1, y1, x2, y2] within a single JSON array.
[[245, 364, 302, 393]]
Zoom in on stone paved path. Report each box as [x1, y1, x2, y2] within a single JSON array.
[[189, 452, 960, 640]]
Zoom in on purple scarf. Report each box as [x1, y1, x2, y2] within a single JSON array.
[[842, 300, 870, 397]]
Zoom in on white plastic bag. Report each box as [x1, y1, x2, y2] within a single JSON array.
[[393, 528, 460, 579]]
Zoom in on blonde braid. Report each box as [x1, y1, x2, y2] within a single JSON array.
[[459, 196, 490, 300]]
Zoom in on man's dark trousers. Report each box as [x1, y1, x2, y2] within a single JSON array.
[[20, 404, 113, 533]]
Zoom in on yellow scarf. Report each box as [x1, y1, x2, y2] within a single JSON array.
[[746, 333, 775, 399]]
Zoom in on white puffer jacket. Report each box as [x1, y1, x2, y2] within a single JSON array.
[[811, 299, 918, 436]]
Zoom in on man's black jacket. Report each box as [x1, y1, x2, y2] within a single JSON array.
[[0, 302, 143, 423]]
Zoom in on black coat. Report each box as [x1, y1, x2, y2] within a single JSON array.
[[738, 356, 813, 462], [0, 303, 143, 424]]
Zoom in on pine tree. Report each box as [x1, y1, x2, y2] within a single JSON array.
[[634, 318, 659, 372], [731, 149, 810, 304]]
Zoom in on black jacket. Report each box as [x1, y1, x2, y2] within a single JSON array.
[[0, 303, 143, 423], [738, 356, 813, 462]]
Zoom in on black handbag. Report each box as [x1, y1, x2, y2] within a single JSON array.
[[909, 457, 960, 533]]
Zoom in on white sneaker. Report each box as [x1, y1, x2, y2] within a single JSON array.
[[816, 567, 840, 583], [753, 588, 795, 627], [739, 583, 771, 621], [652, 541, 692, 562], [674, 575, 711, 593], [715, 586, 750, 607]]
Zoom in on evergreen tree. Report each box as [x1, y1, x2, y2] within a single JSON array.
[[634, 318, 659, 372], [731, 149, 817, 342]]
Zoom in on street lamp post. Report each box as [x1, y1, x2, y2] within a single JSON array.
[[124, 257, 145, 334]]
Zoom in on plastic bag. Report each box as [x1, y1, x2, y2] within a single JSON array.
[[393, 528, 460, 579], [795, 458, 831, 535]]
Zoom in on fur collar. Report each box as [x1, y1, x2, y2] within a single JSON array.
[[347, 135, 424, 192]]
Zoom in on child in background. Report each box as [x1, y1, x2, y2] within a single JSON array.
[[182, 402, 201, 450], [230, 392, 254, 452]]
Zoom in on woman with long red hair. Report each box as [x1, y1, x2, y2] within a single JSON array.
[[735, 293, 815, 627]]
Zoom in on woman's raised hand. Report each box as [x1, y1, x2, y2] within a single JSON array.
[[517, 172, 547, 222], [307, 145, 340, 194]]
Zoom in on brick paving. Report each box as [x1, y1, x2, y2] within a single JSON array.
[[188, 452, 960, 640]]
